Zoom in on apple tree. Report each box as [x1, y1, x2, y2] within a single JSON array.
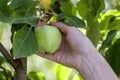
[[0, 0, 120, 80]]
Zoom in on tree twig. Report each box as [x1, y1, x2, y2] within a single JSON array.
[[0, 42, 17, 69]]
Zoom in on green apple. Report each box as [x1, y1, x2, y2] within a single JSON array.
[[35, 25, 62, 54]]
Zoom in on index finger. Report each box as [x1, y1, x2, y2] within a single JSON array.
[[50, 22, 70, 34]]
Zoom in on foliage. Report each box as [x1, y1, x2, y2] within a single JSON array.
[[0, 0, 120, 80], [0, 56, 13, 80], [105, 38, 120, 76], [28, 71, 45, 80], [13, 25, 38, 58]]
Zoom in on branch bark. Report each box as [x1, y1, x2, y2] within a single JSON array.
[[14, 58, 27, 80], [0, 42, 17, 69], [0, 42, 27, 80]]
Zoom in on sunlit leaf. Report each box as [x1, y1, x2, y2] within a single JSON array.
[[56, 64, 72, 80], [0, 22, 8, 40], [99, 15, 114, 30], [28, 71, 45, 80], [99, 10, 120, 31], [72, 74, 83, 80], [104, 10, 120, 16], [107, 20, 120, 30]]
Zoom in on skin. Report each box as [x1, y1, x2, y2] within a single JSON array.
[[37, 22, 119, 80]]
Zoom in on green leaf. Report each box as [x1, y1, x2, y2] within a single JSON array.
[[76, 0, 105, 20], [0, 0, 39, 25], [72, 74, 82, 80], [56, 64, 72, 80], [0, 6, 15, 24], [86, 21, 100, 47], [116, 5, 120, 11], [99, 15, 114, 30], [57, 13, 66, 21], [25, 17, 39, 26], [14, 7, 39, 26], [65, 16, 85, 28], [105, 38, 120, 76], [107, 20, 120, 30], [57, 14, 86, 28], [86, 13, 100, 47], [13, 26, 38, 58], [51, 1, 61, 14], [51, 0, 57, 4], [28, 71, 45, 80], [11, 23, 25, 44], [60, 1, 76, 16], [0, 56, 6, 66], [99, 30, 117, 55], [104, 10, 120, 16], [91, 0, 105, 17], [76, 0, 105, 47], [0, 22, 7, 40], [0, 72, 6, 80], [0, 0, 10, 9], [0, 0, 15, 24], [99, 10, 120, 31], [10, 0, 38, 11], [76, 0, 89, 20]]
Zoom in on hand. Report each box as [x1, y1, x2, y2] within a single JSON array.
[[37, 22, 119, 80], [37, 22, 96, 69]]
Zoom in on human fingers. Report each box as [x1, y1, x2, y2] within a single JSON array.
[[50, 22, 70, 33], [36, 21, 46, 27], [37, 53, 56, 61], [37, 34, 66, 61], [37, 49, 63, 63]]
